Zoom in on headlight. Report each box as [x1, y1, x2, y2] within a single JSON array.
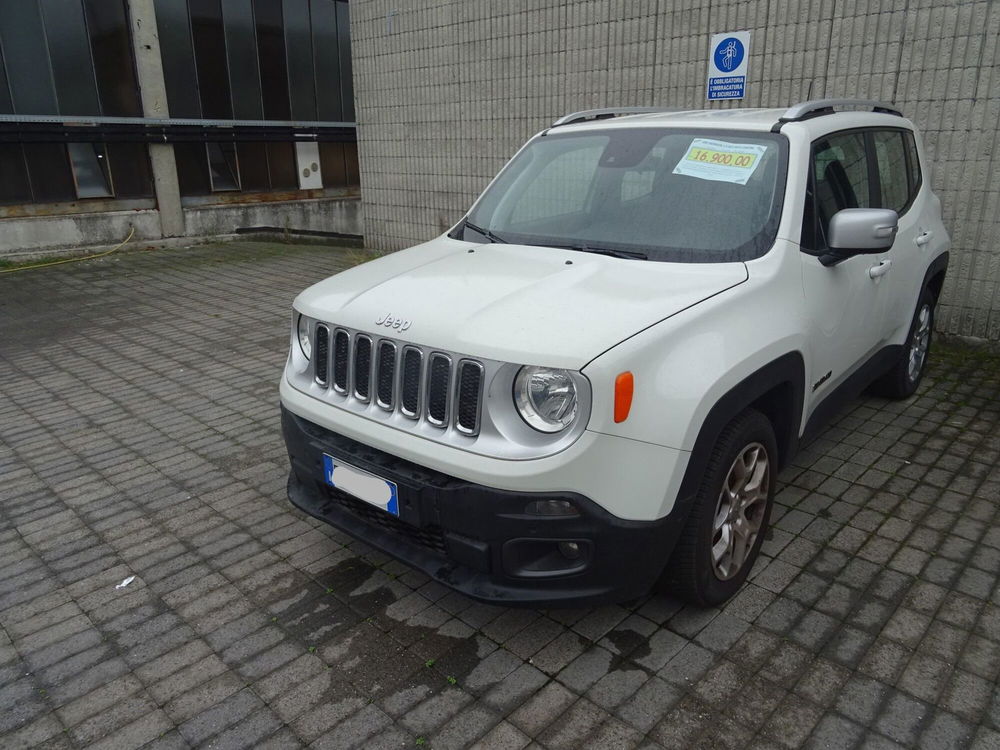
[[297, 314, 312, 360], [513, 366, 579, 433]]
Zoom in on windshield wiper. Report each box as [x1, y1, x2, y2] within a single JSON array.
[[548, 243, 648, 260], [462, 219, 509, 244]]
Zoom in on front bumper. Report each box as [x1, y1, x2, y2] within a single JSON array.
[[282, 406, 693, 606]]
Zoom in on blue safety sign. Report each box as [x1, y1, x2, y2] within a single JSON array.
[[707, 31, 751, 101]]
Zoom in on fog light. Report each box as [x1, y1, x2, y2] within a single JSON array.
[[525, 499, 578, 516], [558, 541, 581, 560]]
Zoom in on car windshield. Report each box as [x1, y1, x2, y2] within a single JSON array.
[[457, 127, 787, 263]]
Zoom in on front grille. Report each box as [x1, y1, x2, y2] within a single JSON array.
[[311, 327, 484, 437], [326, 486, 446, 555], [314, 324, 330, 385]]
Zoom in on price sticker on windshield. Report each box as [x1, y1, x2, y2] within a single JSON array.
[[673, 138, 768, 185]]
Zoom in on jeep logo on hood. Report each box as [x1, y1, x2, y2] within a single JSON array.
[[376, 312, 411, 332]]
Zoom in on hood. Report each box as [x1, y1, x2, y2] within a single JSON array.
[[294, 236, 748, 369]]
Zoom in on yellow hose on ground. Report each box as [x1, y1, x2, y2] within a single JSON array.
[[0, 227, 136, 274]]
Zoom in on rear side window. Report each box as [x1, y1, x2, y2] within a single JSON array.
[[873, 130, 909, 213], [903, 131, 922, 201]]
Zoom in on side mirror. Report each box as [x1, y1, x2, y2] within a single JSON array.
[[820, 208, 899, 266]]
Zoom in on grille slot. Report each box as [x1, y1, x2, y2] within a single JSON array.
[[333, 329, 350, 393], [353, 335, 372, 401], [455, 360, 484, 435], [376, 340, 396, 409], [426, 354, 451, 426], [314, 324, 330, 385], [400, 347, 422, 418]]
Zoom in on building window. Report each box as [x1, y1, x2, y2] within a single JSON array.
[[67, 143, 114, 199], [207, 143, 240, 192], [154, 0, 358, 198], [0, 0, 152, 206], [0, 0, 355, 208]]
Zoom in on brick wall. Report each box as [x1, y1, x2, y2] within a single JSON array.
[[351, 0, 1000, 339]]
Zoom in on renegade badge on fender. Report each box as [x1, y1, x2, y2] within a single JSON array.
[[280, 100, 949, 607]]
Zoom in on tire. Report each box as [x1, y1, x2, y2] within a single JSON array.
[[661, 409, 777, 606], [871, 288, 935, 399]]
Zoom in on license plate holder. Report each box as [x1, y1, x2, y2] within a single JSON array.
[[322, 454, 399, 517]]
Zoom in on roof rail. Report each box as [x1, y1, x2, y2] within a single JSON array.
[[550, 107, 678, 128], [777, 98, 903, 125]]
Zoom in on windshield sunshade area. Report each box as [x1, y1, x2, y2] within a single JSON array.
[[457, 128, 787, 263]]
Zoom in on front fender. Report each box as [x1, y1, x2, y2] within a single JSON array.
[[582, 241, 809, 453]]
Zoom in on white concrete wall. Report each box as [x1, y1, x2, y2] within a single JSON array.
[[351, 0, 1000, 340], [0, 197, 362, 261]]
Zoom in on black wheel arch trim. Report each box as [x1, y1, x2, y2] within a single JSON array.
[[922, 251, 949, 303], [677, 351, 805, 506]]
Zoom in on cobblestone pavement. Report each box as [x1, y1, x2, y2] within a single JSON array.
[[2, 240, 999, 750]]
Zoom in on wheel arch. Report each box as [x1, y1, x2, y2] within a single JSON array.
[[677, 351, 805, 505], [923, 251, 949, 305]]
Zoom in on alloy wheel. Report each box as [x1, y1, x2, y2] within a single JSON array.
[[908, 303, 932, 383], [711, 442, 769, 580]]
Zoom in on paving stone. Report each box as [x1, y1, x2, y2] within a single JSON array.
[[470, 720, 531, 750], [659, 642, 717, 688], [146, 654, 229, 705], [398, 687, 473, 736], [176, 687, 263, 745], [615, 675, 680, 733], [761, 693, 825, 749], [86, 709, 174, 750], [161, 670, 245, 724], [68, 692, 159, 746], [55, 673, 145, 729], [916, 709, 975, 750], [874, 691, 931, 746], [585, 667, 649, 711], [526, 631, 587, 676], [556, 645, 615, 693], [310, 704, 392, 750], [648, 696, 713, 748], [481, 663, 548, 713], [509, 681, 577, 737], [835, 676, 891, 726], [462, 648, 522, 694], [805, 714, 865, 749], [431, 702, 501, 750], [536, 697, 610, 750], [897, 653, 952, 704]]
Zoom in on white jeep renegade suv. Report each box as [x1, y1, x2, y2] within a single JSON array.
[[280, 100, 949, 607]]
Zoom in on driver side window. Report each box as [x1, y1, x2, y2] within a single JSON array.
[[802, 132, 871, 251], [508, 144, 604, 226]]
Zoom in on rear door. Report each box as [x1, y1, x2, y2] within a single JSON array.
[[874, 129, 931, 339]]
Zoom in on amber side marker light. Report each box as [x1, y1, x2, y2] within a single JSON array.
[[614, 371, 634, 423]]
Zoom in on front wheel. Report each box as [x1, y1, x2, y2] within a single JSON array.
[[871, 288, 935, 399], [661, 409, 777, 606]]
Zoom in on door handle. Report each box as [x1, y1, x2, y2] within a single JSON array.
[[915, 230, 933, 246], [869, 259, 892, 279]]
